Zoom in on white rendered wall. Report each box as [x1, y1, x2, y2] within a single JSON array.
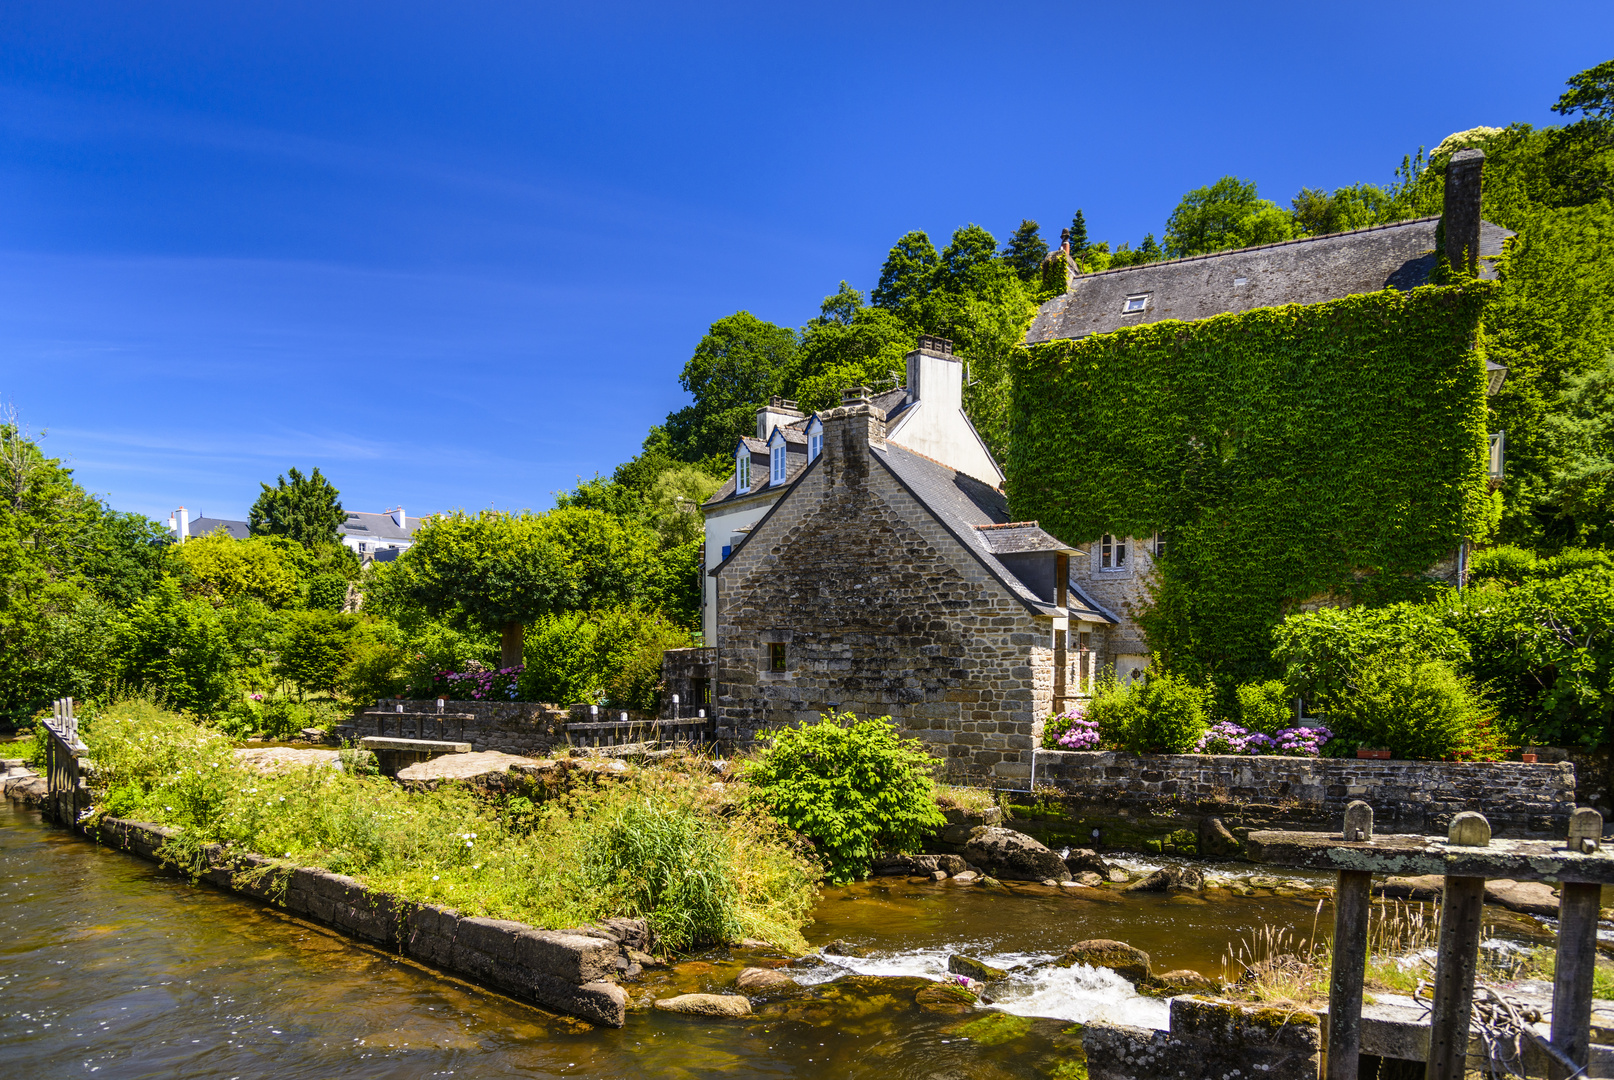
[[886, 352, 1003, 485], [701, 494, 780, 643]]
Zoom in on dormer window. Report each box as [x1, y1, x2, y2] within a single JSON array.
[[1100, 534, 1127, 570], [736, 448, 750, 492], [1122, 294, 1149, 314], [807, 417, 823, 462], [770, 443, 786, 486]]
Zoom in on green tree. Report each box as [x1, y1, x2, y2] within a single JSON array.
[[1000, 219, 1048, 282], [1164, 176, 1296, 257], [648, 466, 722, 549], [1552, 57, 1614, 134], [662, 313, 799, 464], [791, 289, 913, 413], [279, 609, 359, 698], [248, 467, 345, 547], [110, 579, 237, 713], [871, 230, 940, 311], [1068, 209, 1088, 257], [1541, 351, 1614, 546], [81, 510, 171, 609], [172, 531, 301, 607]]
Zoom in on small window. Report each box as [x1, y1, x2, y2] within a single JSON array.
[[771, 444, 787, 486], [1077, 631, 1091, 652], [1122, 294, 1149, 314], [768, 642, 787, 672], [809, 432, 822, 461], [1100, 534, 1127, 570], [736, 451, 750, 492], [721, 544, 732, 561], [1153, 533, 1167, 558], [1234, 276, 1248, 286]]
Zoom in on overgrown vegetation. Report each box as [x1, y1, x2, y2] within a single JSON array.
[[741, 712, 947, 884], [85, 698, 816, 952]]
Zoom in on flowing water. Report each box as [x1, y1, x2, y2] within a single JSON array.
[[0, 802, 1405, 1078]]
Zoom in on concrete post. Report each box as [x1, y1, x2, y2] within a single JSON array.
[[1426, 812, 1491, 1080]]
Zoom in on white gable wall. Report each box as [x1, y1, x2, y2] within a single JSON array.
[[886, 350, 1004, 486]]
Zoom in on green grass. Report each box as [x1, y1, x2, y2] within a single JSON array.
[[85, 697, 817, 953]]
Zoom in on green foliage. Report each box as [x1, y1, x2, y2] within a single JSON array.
[[1236, 680, 1293, 734], [79, 510, 172, 609], [257, 696, 317, 739], [1134, 672, 1212, 752], [1324, 657, 1503, 760], [1084, 675, 1147, 749], [1272, 601, 1471, 713], [248, 466, 345, 548], [1164, 176, 1296, 257], [1551, 58, 1614, 130], [305, 572, 349, 611], [1469, 544, 1539, 585], [646, 466, 722, 549], [519, 605, 693, 709], [1001, 219, 1049, 282], [339, 620, 410, 704], [1540, 352, 1614, 546], [172, 531, 301, 607], [742, 713, 946, 884], [110, 580, 237, 714], [278, 610, 359, 697], [83, 705, 816, 952], [663, 312, 800, 463], [1011, 283, 1494, 684]]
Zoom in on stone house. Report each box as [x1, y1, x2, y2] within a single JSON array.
[[1025, 148, 1511, 679], [703, 338, 1113, 779]]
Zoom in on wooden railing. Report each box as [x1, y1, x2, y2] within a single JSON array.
[[360, 706, 476, 742], [42, 697, 89, 826], [565, 711, 711, 749]]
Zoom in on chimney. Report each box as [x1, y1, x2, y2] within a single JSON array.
[[392, 505, 406, 530], [177, 506, 190, 542], [905, 335, 961, 409], [1442, 148, 1485, 275], [755, 396, 804, 440], [820, 386, 884, 489]]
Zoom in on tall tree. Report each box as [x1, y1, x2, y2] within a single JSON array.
[[1068, 210, 1088, 256], [249, 467, 344, 548], [1000, 220, 1048, 282], [662, 312, 798, 465], [871, 230, 939, 311], [1163, 176, 1296, 257]]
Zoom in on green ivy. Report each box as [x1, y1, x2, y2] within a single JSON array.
[[1008, 283, 1496, 685]]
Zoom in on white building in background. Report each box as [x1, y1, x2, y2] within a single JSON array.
[[167, 503, 424, 564]]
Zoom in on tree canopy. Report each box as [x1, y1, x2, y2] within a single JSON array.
[[249, 467, 344, 548]]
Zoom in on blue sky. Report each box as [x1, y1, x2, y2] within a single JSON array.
[[2, 2, 1607, 523]]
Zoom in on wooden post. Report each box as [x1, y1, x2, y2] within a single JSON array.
[[1551, 807, 1604, 1079], [1426, 811, 1491, 1080], [1328, 801, 1376, 1080]]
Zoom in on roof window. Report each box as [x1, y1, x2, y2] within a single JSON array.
[[736, 448, 751, 493], [770, 443, 787, 486], [1122, 294, 1149, 314], [1234, 277, 1248, 286]]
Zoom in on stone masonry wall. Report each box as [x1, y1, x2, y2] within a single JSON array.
[[350, 700, 569, 756], [1034, 749, 1577, 838], [713, 404, 1052, 780]]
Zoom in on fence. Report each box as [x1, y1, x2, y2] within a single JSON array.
[[41, 697, 89, 826], [564, 705, 711, 749]]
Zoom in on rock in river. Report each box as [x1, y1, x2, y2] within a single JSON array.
[[654, 994, 752, 1017], [735, 967, 796, 993], [1485, 879, 1560, 917], [1063, 847, 1111, 877], [1375, 874, 1444, 901], [964, 827, 1072, 883], [948, 954, 1009, 982], [1122, 864, 1204, 893], [1055, 939, 1151, 983]]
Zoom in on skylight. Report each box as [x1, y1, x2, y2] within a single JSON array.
[[1122, 294, 1148, 314]]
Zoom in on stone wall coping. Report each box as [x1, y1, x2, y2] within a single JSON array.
[[90, 817, 631, 1026], [1034, 748, 1573, 775]]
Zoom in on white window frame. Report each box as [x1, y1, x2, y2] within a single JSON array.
[[770, 443, 787, 486], [1152, 533, 1167, 559], [808, 431, 822, 461], [1100, 534, 1127, 570], [1122, 293, 1149, 314], [736, 450, 750, 492]]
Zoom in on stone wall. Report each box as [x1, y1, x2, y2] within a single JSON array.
[[712, 403, 1051, 780], [1033, 749, 1576, 838], [94, 817, 636, 1026], [350, 700, 569, 756]]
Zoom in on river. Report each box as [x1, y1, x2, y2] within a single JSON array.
[[1, 800, 1348, 1078]]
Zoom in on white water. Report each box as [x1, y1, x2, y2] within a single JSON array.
[[800, 945, 1171, 1030]]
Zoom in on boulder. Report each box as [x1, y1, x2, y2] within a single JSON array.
[[1073, 871, 1104, 887], [1376, 874, 1444, 901], [952, 871, 980, 884], [1485, 879, 1560, 917], [1197, 817, 1240, 858], [915, 981, 979, 1010], [1056, 939, 1151, 983], [1123, 865, 1204, 893], [654, 993, 752, 1017], [1064, 848, 1111, 876], [1107, 867, 1130, 883], [1154, 969, 1219, 994], [233, 746, 344, 772], [964, 827, 1072, 883], [871, 853, 969, 877], [948, 954, 1009, 982], [396, 750, 535, 790], [735, 967, 796, 992]]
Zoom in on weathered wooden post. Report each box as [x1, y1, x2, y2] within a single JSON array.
[[1426, 811, 1491, 1080], [1550, 807, 1604, 1079], [1328, 800, 1375, 1080]]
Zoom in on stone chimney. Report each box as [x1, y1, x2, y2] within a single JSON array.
[[819, 386, 884, 489], [1443, 148, 1485, 275], [755, 396, 804, 440]]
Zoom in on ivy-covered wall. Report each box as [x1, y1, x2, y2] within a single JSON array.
[[1007, 282, 1496, 684]]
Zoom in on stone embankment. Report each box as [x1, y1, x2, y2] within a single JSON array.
[[94, 817, 638, 1026], [1, 758, 45, 806]]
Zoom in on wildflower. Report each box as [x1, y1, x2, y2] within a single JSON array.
[[432, 875, 439, 881]]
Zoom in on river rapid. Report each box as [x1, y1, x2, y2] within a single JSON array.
[[2, 801, 1345, 1079]]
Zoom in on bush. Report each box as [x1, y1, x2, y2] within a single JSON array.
[[1327, 658, 1503, 760], [1272, 602, 1469, 714], [1236, 680, 1293, 734], [1041, 701, 1098, 749], [259, 697, 313, 740], [1084, 674, 1147, 749], [340, 625, 409, 704], [1136, 673, 1212, 753], [305, 573, 349, 611], [1469, 544, 1538, 585], [110, 580, 238, 715], [278, 610, 359, 697], [519, 606, 693, 709], [1536, 548, 1614, 580], [742, 712, 947, 884]]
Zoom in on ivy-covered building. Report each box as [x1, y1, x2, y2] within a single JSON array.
[[702, 338, 1113, 778], [1014, 148, 1509, 683]]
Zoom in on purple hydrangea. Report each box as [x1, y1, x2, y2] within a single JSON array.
[[1271, 724, 1332, 757], [1046, 703, 1101, 750], [433, 665, 524, 701], [1194, 721, 1273, 755]]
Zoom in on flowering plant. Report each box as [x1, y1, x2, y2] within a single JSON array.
[[1271, 724, 1332, 757], [1194, 720, 1331, 757], [1042, 702, 1101, 750], [429, 665, 524, 701]]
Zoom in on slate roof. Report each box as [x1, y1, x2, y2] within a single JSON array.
[[976, 521, 1083, 556], [187, 516, 250, 540], [339, 511, 420, 543], [1027, 217, 1513, 344]]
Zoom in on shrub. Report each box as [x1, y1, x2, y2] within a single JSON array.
[[1085, 674, 1147, 749], [1469, 544, 1538, 585], [519, 606, 693, 709], [1536, 548, 1614, 580], [1195, 721, 1273, 755], [1136, 672, 1212, 753], [340, 628, 409, 704], [278, 610, 359, 697], [741, 712, 947, 884], [1041, 702, 1099, 750], [1236, 680, 1293, 734], [110, 580, 238, 715], [1327, 658, 1501, 760], [1272, 602, 1469, 714], [305, 573, 349, 611]]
